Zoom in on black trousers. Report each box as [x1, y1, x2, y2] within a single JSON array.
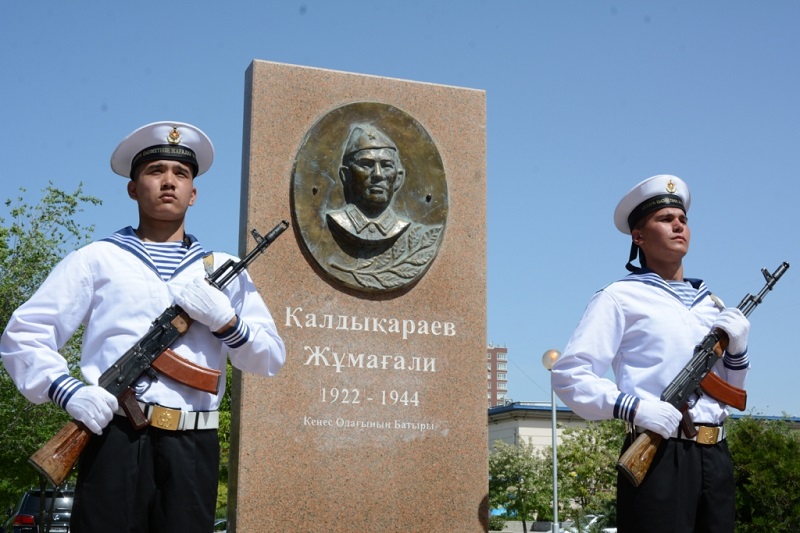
[[70, 416, 220, 533], [616, 434, 735, 533]]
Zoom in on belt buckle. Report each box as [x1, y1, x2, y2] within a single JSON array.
[[696, 426, 720, 445], [150, 405, 182, 431]]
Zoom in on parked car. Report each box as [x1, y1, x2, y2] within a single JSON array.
[[3, 486, 74, 533], [213, 518, 227, 532]]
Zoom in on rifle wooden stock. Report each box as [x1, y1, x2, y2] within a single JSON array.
[[29, 420, 93, 487], [617, 430, 663, 487], [30, 389, 145, 484]]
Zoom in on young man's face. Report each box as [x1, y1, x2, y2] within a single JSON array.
[[634, 207, 691, 264], [127, 160, 197, 222]]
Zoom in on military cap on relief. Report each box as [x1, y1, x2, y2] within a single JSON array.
[[613, 174, 691, 235], [343, 124, 398, 159], [110, 121, 214, 178]]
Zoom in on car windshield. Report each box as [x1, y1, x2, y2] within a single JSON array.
[[23, 494, 73, 512]]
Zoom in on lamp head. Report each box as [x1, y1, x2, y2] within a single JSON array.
[[541, 349, 561, 371]]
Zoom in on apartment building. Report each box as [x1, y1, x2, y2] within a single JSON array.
[[487, 343, 509, 407]]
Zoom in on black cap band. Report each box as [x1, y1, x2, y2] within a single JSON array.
[[626, 194, 685, 231], [130, 144, 198, 178]]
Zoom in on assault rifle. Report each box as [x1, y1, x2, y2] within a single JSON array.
[[617, 261, 789, 487], [29, 220, 290, 486]]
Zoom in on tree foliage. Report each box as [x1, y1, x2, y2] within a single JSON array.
[[0, 184, 101, 509], [558, 419, 624, 528], [0, 185, 100, 320], [215, 360, 234, 518], [489, 421, 624, 531], [728, 415, 800, 532], [489, 439, 552, 531]]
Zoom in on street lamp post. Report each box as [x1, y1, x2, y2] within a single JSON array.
[[542, 349, 561, 533]]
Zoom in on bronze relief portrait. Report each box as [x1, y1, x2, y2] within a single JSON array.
[[291, 102, 448, 293]]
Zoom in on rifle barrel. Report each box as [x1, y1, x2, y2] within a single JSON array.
[[208, 220, 289, 289], [738, 262, 790, 317]]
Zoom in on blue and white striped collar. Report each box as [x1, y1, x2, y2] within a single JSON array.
[[620, 267, 709, 308], [101, 226, 207, 281]]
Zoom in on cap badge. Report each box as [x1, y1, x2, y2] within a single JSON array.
[[167, 127, 182, 145], [666, 179, 677, 194]]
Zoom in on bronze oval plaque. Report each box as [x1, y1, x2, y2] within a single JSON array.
[[291, 102, 448, 294]]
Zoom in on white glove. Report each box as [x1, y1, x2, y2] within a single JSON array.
[[175, 277, 236, 332], [633, 398, 682, 439], [713, 307, 750, 355], [66, 386, 118, 436]]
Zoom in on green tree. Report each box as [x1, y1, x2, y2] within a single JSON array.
[[728, 415, 800, 532], [0, 183, 101, 509], [489, 439, 552, 532], [558, 419, 624, 528]]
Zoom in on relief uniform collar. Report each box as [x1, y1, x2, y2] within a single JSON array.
[[344, 204, 399, 236]]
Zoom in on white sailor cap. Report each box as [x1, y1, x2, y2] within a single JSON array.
[[613, 174, 691, 235], [110, 121, 214, 178]]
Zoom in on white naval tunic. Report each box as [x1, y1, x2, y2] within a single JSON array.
[[551, 269, 749, 426], [0, 227, 286, 412]]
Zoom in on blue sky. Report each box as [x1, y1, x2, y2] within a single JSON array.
[[2, 1, 798, 417]]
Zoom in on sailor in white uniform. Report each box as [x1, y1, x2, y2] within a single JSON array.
[[551, 175, 750, 532], [1, 121, 285, 532]]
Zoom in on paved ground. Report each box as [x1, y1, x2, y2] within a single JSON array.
[[491, 520, 553, 532]]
